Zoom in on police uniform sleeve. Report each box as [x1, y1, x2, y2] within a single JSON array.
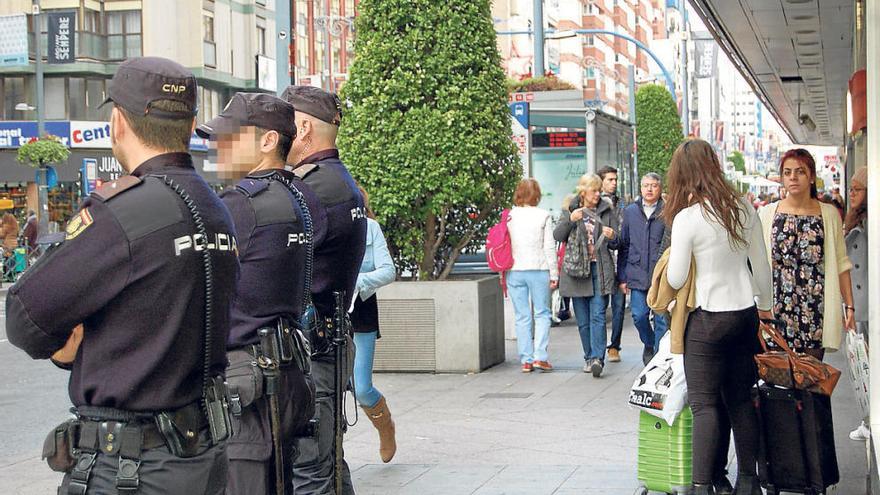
[[221, 189, 256, 258], [5, 199, 132, 359]]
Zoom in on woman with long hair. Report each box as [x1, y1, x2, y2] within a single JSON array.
[[506, 178, 559, 372], [663, 138, 773, 495], [845, 167, 870, 441], [553, 174, 618, 378], [757, 149, 855, 360], [351, 185, 398, 462]]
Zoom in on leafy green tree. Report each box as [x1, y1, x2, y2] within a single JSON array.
[[635, 84, 683, 178], [339, 0, 521, 280], [16, 134, 70, 167], [727, 150, 746, 174]]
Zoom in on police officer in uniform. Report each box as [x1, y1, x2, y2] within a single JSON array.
[[281, 86, 367, 495], [195, 92, 316, 495], [5, 57, 239, 495]]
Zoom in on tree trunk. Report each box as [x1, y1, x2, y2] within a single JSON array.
[[419, 211, 438, 280]]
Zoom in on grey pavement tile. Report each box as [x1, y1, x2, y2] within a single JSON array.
[[351, 463, 433, 489], [558, 465, 637, 489], [471, 464, 577, 495], [400, 465, 506, 494]]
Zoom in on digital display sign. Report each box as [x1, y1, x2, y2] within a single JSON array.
[[532, 132, 587, 148]]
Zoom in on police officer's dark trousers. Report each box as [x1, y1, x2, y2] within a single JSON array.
[[292, 359, 355, 495], [227, 349, 315, 495], [60, 430, 227, 495]]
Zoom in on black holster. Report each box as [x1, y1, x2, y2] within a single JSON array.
[[42, 418, 78, 473]]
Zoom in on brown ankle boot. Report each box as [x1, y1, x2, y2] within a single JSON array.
[[362, 396, 396, 462]]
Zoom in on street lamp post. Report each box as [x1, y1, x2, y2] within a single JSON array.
[[313, 13, 354, 92], [32, 0, 49, 236], [533, 0, 544, 77]]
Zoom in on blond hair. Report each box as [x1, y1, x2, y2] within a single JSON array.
[[575, 174, 602, 196]]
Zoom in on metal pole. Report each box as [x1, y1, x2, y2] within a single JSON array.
[[678, 2, 689, 134], [585, 110, 597, 175], [533, 0, 544, 77], [275, 0, 292, 94], [33, 0, 48, 235], [628, 65, 638, 198]]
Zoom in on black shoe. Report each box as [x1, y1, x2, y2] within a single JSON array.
[[690, 483, 715, 495], [590, 359, 603, 378], [642, 346, 655, 366], [732, 473, 762, 495], [713, 475, 734, 495]]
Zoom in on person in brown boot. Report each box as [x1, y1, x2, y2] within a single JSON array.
[[361, 396, 397, 462], [351, 186, 398, 463]]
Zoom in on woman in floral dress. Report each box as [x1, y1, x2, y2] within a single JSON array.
[[758, 149, 855, 360]]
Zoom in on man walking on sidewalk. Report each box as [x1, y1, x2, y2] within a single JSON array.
[[597, 166, 626, 362], [616, 173, 668, 365]]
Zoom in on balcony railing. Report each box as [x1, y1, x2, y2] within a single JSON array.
[[27, 31, 140, 62]]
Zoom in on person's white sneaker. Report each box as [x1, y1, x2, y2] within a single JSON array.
[[850, 421, 870, 441]]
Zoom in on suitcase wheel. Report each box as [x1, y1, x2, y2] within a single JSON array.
[[632, 487, 648, 495]]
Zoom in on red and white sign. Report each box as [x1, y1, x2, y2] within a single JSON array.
[[70, 121, 111, 149], [509, 92, 535, 103]]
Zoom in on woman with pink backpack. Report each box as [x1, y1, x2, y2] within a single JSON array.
[[501, 178, 559, 372]]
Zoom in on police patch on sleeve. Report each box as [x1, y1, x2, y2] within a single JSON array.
[[65, 209, 94, 240]]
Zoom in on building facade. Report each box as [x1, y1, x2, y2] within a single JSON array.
[[0, 0, 278, 224], [494, 0, 669, 119]]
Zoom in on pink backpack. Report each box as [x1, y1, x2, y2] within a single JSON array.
[[486, 209, 514, 294]]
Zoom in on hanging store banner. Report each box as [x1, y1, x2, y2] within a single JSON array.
[[0, 14, 28, 67], [47, 11, 76, 64], [694, 39, 717, 79]]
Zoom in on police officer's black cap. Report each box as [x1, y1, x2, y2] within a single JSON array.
[[280, 86, 342, 126], [195, 93, 297, 139], [99, 57, 198, 120]]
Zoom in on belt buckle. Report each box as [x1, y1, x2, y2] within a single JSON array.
[[98, 421, 124, 455]]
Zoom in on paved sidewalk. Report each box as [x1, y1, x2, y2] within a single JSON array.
[[345, 317, 869, 495], [0, 317, 868, 494]]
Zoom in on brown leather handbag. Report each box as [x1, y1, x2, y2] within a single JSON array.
[[754, 319, 842, 396]]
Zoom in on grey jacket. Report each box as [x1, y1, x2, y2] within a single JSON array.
[[553, 196, 619, 298], [846, 223, 868, 323]]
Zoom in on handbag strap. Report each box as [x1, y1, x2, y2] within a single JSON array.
[[758, 319, 809, 382]]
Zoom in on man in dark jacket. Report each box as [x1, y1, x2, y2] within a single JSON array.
[[616, 173, 668, 365], [597, 165, 626, 362]]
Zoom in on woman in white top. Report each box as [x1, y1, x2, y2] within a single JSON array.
[[663, 139, 773, 495], [507, 178, 559, 372]]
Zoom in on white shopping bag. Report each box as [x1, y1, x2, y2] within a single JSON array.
[[846, 331, 870, 420], [628, 332, 688, 426]]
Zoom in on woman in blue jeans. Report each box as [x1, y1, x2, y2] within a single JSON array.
[[553, 174, 619, 377], [351, 186, 397, 462]]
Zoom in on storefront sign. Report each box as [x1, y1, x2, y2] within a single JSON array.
[[510, 102, 530, 177], [70, 121, 112, 148], [0, 121, 71, 148]]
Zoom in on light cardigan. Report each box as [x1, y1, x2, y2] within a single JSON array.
[[757, 201, 853, 351]]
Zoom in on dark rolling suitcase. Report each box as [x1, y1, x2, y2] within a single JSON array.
[[753, 383, 839, 494]]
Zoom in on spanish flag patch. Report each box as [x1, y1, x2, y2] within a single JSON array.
[[65, 208, 94, 240]]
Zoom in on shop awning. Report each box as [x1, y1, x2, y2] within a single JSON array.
[[690, 0, 854, 145]]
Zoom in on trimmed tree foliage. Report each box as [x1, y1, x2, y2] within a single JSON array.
[[339, 0, 521, 280], [635, 84, 683, 178], [16, 135, 70, 167]]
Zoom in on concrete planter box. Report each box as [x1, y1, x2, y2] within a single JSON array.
[[373, 275, 505, 373]]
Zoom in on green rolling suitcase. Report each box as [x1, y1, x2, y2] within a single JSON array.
[[635, 407, 693, 495]]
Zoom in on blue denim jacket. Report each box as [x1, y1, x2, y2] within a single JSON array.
[[355, 218, 396, 301]]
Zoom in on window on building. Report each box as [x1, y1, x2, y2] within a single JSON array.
[[69, 78, 86, 119], [614, 53, 621, 63], [583, 35, 594, 46], [584, 67, 596, 79], [86, 79, 109, 121], [44, 77, 66, 120], [203, 13, 216, 67], [106, 10, 142, 59], [1, 77, 28, 120], [256, 18, 267, 55], [198, 87, 225, 125], [82, 8, 101, 33]]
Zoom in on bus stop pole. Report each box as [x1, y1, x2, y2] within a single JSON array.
[[585, 110, 597, 175]]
